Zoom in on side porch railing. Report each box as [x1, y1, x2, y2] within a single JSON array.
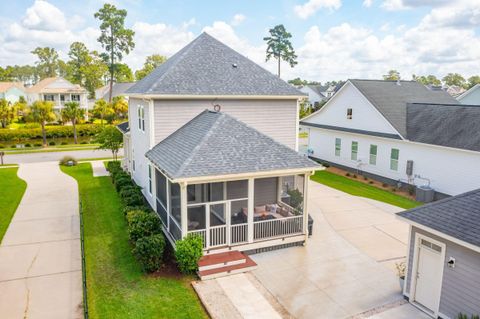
[[253, 215, 304, 241]]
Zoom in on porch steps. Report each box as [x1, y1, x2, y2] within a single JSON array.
[[198, 251, 257, 280]]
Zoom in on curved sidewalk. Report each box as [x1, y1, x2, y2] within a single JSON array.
[[0, 162, 82, 319]]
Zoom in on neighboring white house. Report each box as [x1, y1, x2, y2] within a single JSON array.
[[0, 82, 26, 104], [121, 32, 319, 262], [397, 189, 480, 318], [26, 77, 89, 113], [300, 79, 480, 199], [457, 83, 480, 105], [298, 85, 326, 107]]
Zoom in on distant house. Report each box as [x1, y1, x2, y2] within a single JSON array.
[[120, 32, 320, 259], [298, 85, 326, 107], [457, 84, 480, 105], [444, 85, 466, 98], [300, 79, 480, 199], [95, 82, 136, 101], [26, 77, 88, 114], [0, 82, 26, 104], [397, 189, 480, 318]]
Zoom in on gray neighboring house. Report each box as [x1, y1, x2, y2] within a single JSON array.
[[397, 189, 480, 318], [122, 32, 320, 256]]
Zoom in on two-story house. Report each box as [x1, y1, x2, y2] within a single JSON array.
[[0, 82, 26, 104], [121, 33, 320, 266], [26, 77, 89, 115], [300, 79, 480, 200]]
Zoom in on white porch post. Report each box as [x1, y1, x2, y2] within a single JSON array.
[[247, 178, 254, 243], [180, 182, 188, 238], [303, 173, 310, 240]]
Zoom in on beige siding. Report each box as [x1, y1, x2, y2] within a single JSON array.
[[153, 99, 297, 149]]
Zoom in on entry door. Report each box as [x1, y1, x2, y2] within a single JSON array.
[[414, 238, 443, 312]]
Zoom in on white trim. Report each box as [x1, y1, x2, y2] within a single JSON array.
[[180, 182, 188, 238], [148, 99, 155, 148], [457, 83, 479, 100], [403, 225, 412, 295], [126, 94, 305, 100], [409, 232, 446, 318], [397, 215, 480, 254], [295, 99, 300, 152]]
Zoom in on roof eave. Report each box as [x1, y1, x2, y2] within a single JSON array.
[[126, 93, 306, 100]]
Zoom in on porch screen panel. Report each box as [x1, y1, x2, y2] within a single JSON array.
[[155, 170, 167, 208], [280, 175, 305, 215], [254, 177, 278, 206], [226, 180, 248, 199], [170, 182, 181, 225], [187, 205, 206, 231]]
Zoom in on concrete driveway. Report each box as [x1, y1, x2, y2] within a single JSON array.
[[0, 162, 82, 319], [251, 181, 424, 319]]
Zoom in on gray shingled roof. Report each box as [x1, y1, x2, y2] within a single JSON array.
[[398, 189, 480, 247], [407, 103, 480, 152], [116, 121, 129, 134], [127, 33, 303, 96], [145, 110, 319, 180], [350, 80, 457, 137]]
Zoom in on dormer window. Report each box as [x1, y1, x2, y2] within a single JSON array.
[[347, 108, 353, 119]]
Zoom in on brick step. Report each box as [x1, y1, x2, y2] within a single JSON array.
[[198, 256, 257, 280], [198, 251, 247, 272]]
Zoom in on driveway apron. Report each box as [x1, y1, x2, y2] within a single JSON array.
[[0, 162, 82, 319]]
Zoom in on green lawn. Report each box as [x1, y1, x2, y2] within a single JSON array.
[[0, 167, 27, 243], [310, 170, 421, 209], [61, 163, 207, 319]]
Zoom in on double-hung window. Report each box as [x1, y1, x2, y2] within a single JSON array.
[[71, 94, 80, 102], [351, 141, 358, 161], [137, 105, 145, 131], [390, 148, 399, 171], [369, 145, 377, 165], [335, 138, 341, 157]]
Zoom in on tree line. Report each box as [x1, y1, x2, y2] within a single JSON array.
[[0, 3, 166, 100], [383, 70, 480, 89]]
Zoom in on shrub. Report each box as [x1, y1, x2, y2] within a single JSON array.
[[391, 188, 397, 192], [80, 141, 88, 144], [382, 183, 388, 188], [59, 156, 77, 166], [123, 192, 145, 207], [116, 178, 135, 192], [353, 174, 357, 178], [119, 185, 142, 199], [33, 143, 42, 147], [0, 144, 4, 148], [363, 176, 368, 181], [369, 181, 374, 184], [345, 172, 350, 177], [407, 185, 416, 196], [126, 210, 162, 242], [175, 235, 204, 274], [132, 234, 166, 272], [457, 314, 480, 319], [123, 205, 149, 217], [10, 144, 16, 148], [49, 141, 56, 146], [61, 141, 68, 145], [107, 160, 121, 172], [24, 143, 31, 147]]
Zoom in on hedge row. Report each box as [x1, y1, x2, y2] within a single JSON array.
[[107, 161, 165, 273], [106, 161, 204, 275], [0, 124, 104, 141]]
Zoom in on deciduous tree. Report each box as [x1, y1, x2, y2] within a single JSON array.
[[31, 47, 59, 79], [95, 125, 123, 160], [264, 24, 297, 77], [383, 70, 400, 81], [442, 73, 466, 88], [0, 99, 15, 128], [93, 99, 114, 125], [135, 54, 167, 80], [94, 3, 135, 102]]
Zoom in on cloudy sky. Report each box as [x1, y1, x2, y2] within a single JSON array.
[[1, 0, 479, 82]]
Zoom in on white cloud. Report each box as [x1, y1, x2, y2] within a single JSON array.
[[363, 0, 373, 8], [294, 0, 342, 19], [231, 14, 246, 26], [381, 0, 450, 11], [22, 0, 67, 31]]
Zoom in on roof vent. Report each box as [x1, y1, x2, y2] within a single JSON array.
[[396, 79, 401, 86], [213, 104, 221, 112], [232, 63, 238, 68]]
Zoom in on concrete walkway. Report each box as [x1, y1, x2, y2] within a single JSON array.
[[251, 181, 421, 319], [0, 162, 82, 319], [90, 160, 109, 177], [3, 148, 122, 164]]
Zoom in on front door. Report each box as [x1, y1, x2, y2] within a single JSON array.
[[414, 238, 443, 313]]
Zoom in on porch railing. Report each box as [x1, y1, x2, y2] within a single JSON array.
[[209, 225, 227, 248], [254, 215, 304, 241], [188, 229, 207, 248], [231, 223, 248, 244]]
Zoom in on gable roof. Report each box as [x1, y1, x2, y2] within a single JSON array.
[[127, 33, 304, 97], [146, 110, 319, 180], [349, 79, 457, 137], [96, 82, 136, 100], [27, 77, 86, 94], [0, 82, 25, 93], [457, 83, 480, 102], [406, 103, 480, 152], [398, 188, 480, 248], [116, 121, 130, 134]]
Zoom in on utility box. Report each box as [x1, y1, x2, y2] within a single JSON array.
[[416, 185, 435, 203]]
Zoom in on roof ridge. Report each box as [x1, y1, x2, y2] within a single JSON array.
[[408, 102, 476, 107], [175, 110, 222, 177], [147, 34, 207, 94]]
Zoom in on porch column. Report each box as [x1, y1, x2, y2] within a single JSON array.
[[303, 173, 310, 240], [180, 182, 188, 238], [247, 178, 254, 243]]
